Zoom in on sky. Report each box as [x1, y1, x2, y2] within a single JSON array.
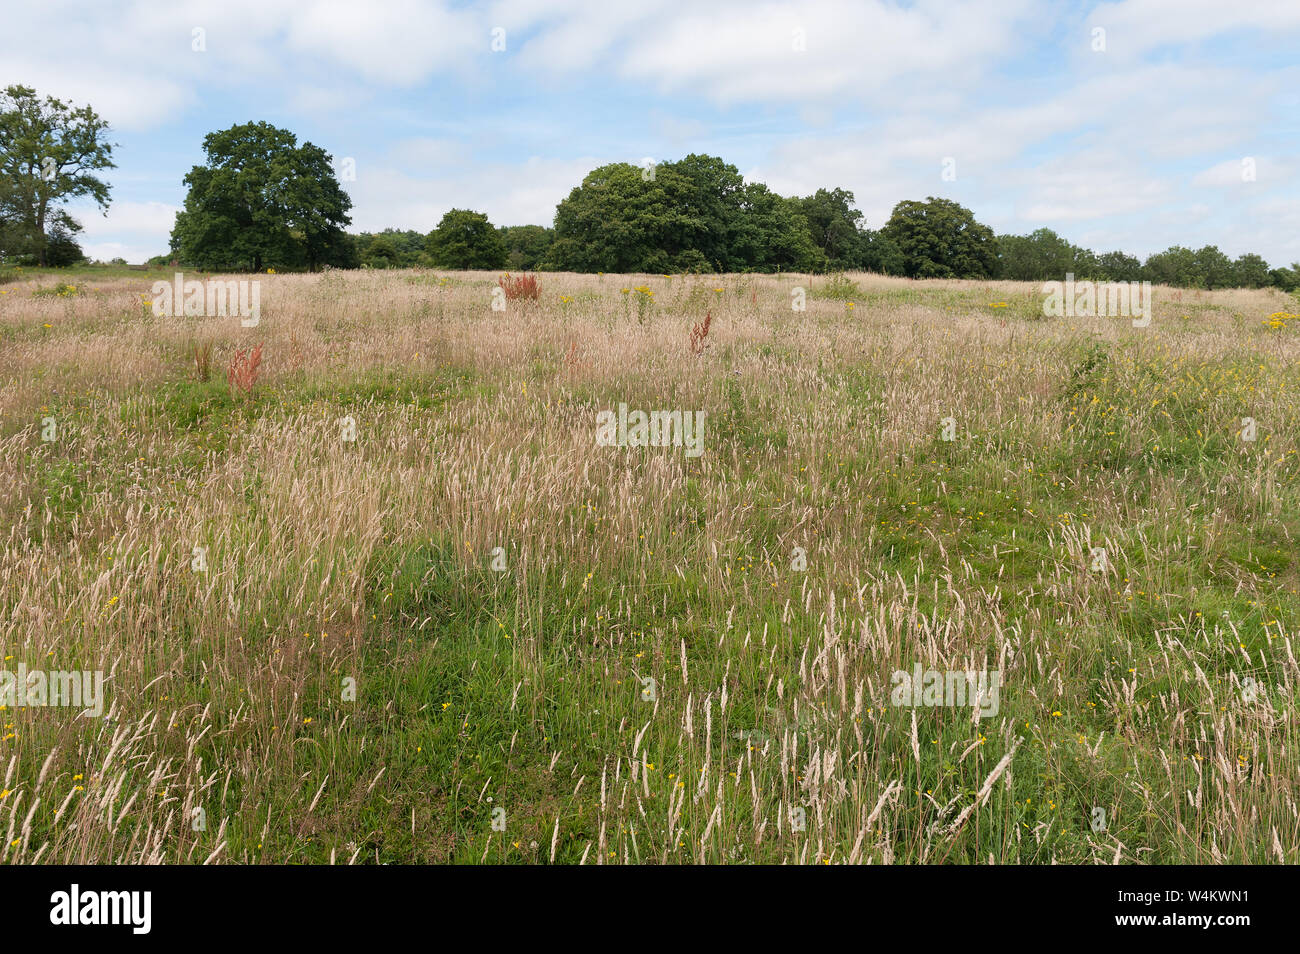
[[2, 0, 1298, 266]]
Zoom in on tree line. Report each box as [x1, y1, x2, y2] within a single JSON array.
[[346, 173, 1300, 291], [2, 94, 1295, 292], [338, 157, 1300, 290]]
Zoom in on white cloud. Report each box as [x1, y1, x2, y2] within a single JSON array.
[[1019, 150, 1172, 222], [345, 153, 598, 232], [501, 0, 1036, 105], [81, 241, 165, 265], [284, 0, 482, 86], [1087, 0, 1300, 60], [1191, 156, 1294, 187], [0, 0, 488, 130], [388, 138, 475, 168], [649, 111, 709, 147], [66, 201, 180, 263], [0, 55, 193, 132], [74, 201, 180, 238]]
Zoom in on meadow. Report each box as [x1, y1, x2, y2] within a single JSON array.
[[1, 265, 1298, 864]]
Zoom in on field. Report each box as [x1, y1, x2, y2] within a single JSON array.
[[2, 266, 1298, 864]]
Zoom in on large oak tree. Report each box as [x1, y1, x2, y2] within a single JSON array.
[[170, 121, 353, 271]]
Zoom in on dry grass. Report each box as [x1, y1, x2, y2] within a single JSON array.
[[0, 267, 1297, 864]]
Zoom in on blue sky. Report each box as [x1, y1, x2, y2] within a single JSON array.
[[4, 0, 1298, 266]]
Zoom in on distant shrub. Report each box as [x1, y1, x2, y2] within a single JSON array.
[[32, 281, 78, 298], [816, 273, 859, 300]]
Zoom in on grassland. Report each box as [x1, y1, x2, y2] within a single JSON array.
[[1, 266, 1298, 864]]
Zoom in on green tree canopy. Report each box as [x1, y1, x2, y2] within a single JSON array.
[[1268, 265, 1300, 291], [44, 221, 84, 266], [363, 236, 400, 267], [426, 209, 507, 270], [1143, 246, 1199, 287], [0, 84, 116, 265], [859, 229, 906, 275], [1192, 245, 1234, 289], [170, 121, 353, 271], [1268, 263, 1300, 292], [1232, 253, 1271, 288], [353, 228, 425, 268], [728, 184, 824, 272], [1095, 250, 1144, 282], [548, 161, 697, 272], [882, 197, 998, 279], [548, 155, 822, 273], [796, 187, 868, 270], [499, 224, 555, 271], [997, 228, 1091, 281], [0, 176, 22, 260], [669, 154, 747, 270]]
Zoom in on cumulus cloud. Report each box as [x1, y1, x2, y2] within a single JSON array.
[[63, 201, 180, 262]]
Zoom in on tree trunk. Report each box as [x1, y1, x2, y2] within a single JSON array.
[[35, 208, 46, 267]]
